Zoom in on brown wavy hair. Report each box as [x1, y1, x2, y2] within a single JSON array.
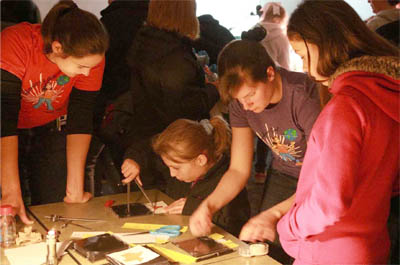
[[147, 0, 199, 40], [217, 40, 276, 103], [152, 116, 231, 165], [41, 0, 108, 57], [287, 0, 399, 78]]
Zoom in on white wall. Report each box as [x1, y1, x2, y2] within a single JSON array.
[[33, 0, 108, 21]]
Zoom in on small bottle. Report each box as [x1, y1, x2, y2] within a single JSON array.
[[46, 229, 58, 265], [0, 205, 17, 248]]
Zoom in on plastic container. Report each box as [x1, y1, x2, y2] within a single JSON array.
[[238, 242, 269, 257], [0, 205, 17, 248]]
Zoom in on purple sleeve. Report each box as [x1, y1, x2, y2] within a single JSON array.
[[293, 79, 321, 142], [229, 99, 249, 127]]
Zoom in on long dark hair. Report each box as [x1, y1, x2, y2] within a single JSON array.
[[287, 0, 398, 78]]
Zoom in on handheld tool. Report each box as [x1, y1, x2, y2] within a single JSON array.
[[133, 178, 155, 212], [45, 214, 104, 222], [127, 181, 131, 214], [61, 220, 93, 231]]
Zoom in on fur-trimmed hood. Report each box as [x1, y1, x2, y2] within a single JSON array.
[[329, 56, 400, 123], [329, 56, 399, 85]]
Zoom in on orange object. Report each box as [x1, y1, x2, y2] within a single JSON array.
[[104, 200, 115, 208]]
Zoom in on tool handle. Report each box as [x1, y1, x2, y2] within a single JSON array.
[[150, 225, 181, 237]]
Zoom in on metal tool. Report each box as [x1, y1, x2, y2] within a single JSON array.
[[61, 220, 93, 231], [45, 214, 104, 222], [133, 178, 155, 212], [127, 181, 131, 214]]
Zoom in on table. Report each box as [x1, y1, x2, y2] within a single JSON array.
[[2, 189, 281, 265]]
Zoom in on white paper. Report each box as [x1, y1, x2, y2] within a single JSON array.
[[144, 201, 168, 214], [4, 242, 62, 265], [107, 245, 159, 265], [70, 231, 106, 238]]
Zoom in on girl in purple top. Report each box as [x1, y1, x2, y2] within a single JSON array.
[[189, 37, 321, 263]]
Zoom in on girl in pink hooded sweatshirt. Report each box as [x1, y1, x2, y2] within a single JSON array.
[[239, 0, 399, 264]]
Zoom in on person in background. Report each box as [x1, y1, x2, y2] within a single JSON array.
[[244, 1, 397, 264], [190, 36, 321, 263], [252, 2, 292, 185], [1, 0, 41, 29], [258, 2, 290, 70], [118, 0, 219, 190], [1, 0, 108, 224], [125, 117, 249, 236], [367, 0, 400, 46], [366, 0, 399, 31], [84, 0, 150, 195], [193, 14, 235, 66], [95, 0, 149, 125]]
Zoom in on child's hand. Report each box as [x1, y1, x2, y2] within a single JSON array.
[[121, 158, 143, 185], [164, 198, 187, 215]]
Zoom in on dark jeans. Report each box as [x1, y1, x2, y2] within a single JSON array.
[[388, 195, 399, 264], [258, 168, 298, 265], [18, 121, 68, 205]]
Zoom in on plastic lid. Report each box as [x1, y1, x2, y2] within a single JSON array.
[[0, 205, 13, 215]]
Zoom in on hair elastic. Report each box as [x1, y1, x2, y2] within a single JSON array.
[[200, 119, 213, 135]]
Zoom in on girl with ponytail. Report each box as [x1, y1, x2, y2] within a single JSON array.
[[122, 116, 250, 236]]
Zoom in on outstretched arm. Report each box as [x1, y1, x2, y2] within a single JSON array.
[[64, 134, 93, 203], [1, 136, 33, 224], [189, 127, 254, 236], [240, 194, 295, 242]]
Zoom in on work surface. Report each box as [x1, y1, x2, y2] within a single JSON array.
[[2, 190, 281, 265]]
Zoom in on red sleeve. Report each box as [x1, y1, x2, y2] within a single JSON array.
[[0, 23, 33, 79], [73, 58, 105, 92]]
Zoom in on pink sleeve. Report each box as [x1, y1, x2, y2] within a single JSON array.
[[278, 94, 364, 240]]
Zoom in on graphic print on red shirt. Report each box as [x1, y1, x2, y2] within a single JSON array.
[[0, 23, 105, 128]]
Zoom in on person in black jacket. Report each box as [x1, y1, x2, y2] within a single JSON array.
[[124, 117, 250, 236], [95, 0, 149, 126], [193, 14, 235, 65], [117, 0, 219, 188]]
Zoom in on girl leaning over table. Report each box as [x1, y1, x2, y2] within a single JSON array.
[[122, 116, 250, 237], [1, 0, 108, 224]]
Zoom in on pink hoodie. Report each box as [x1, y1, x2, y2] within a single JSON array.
[[277, 56, 399, 264]]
